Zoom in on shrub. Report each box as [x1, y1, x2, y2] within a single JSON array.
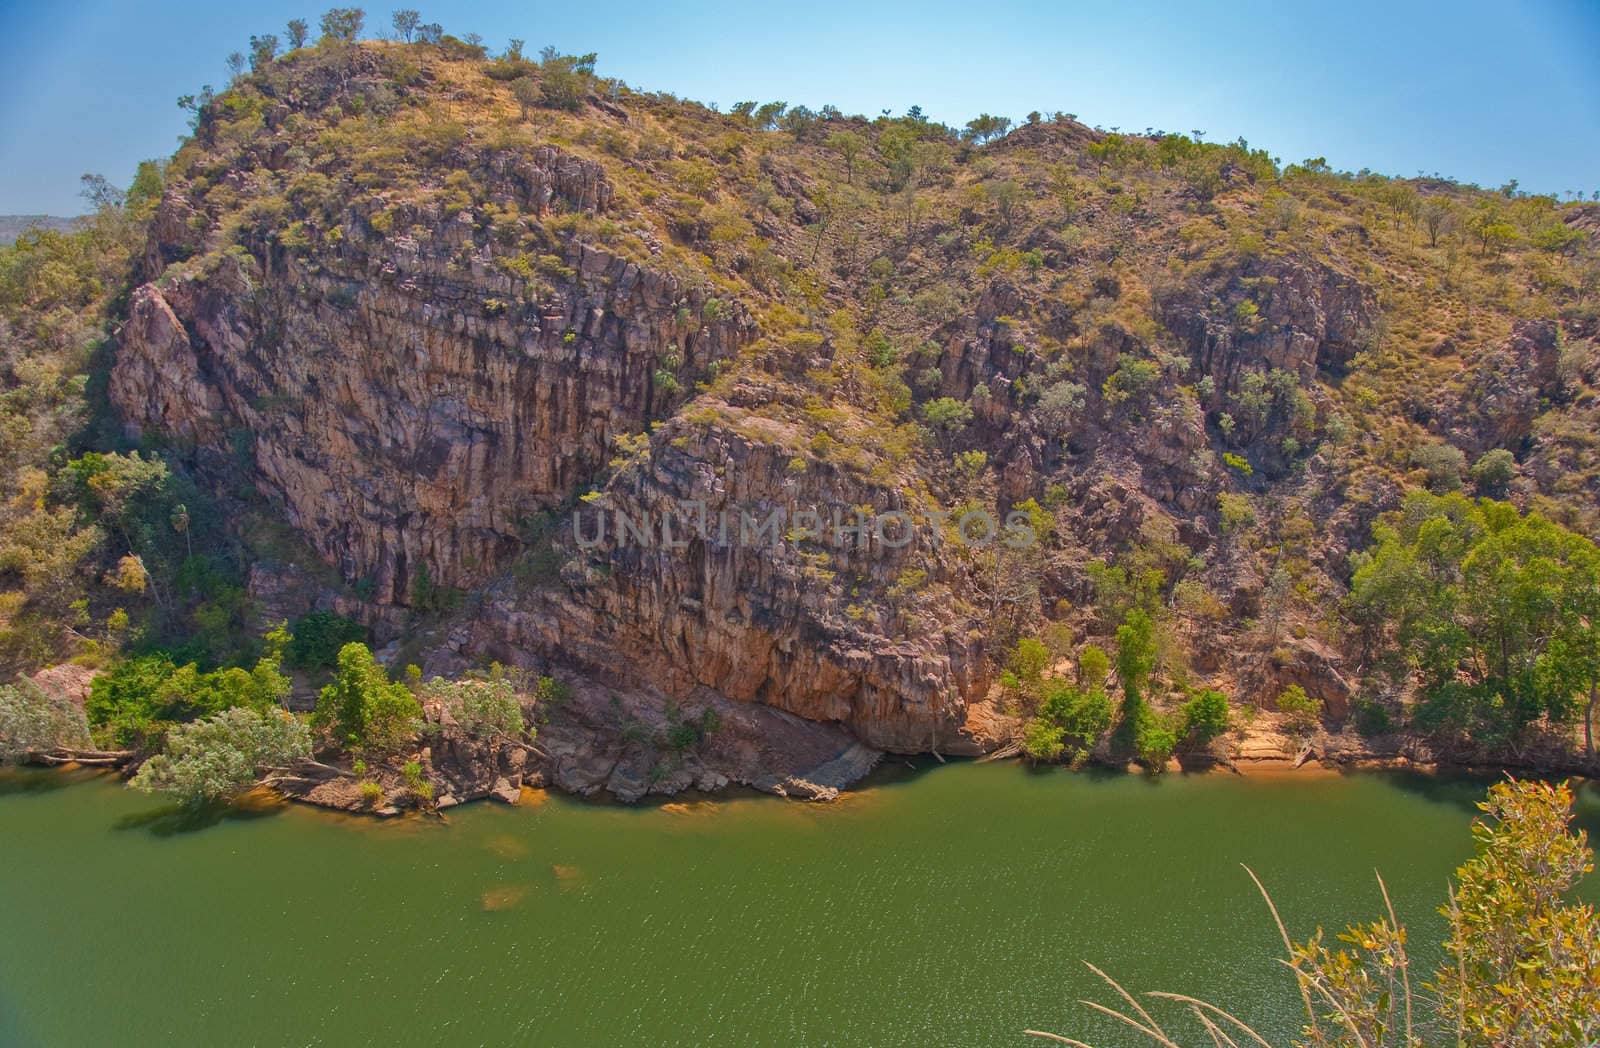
[[1076, 645, 1110, 690], [1009, 637, 1050, 686], [0, 679, 91, 760], [1217, 492, 1254, 533], [1021, 717, 1065, 761], [87, 647, 289, 748], [1179, 689, 1231, 745], [1132, 706, 1177, 770], [1471, 448, 1517, 496], [1276, 684, 1322, 733], [401, 759, 432, 801], [1352, 695, 1394, 736], [1412, 440, 1467, 492], [131, 707, 310, 807], [314, 643, 421, 754], [421, 667, 526, 740], [921, 397, 973, 435], [1102, 355, 1161, 405]]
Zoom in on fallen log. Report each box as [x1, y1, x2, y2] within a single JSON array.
[[22, 747, 134, 768]]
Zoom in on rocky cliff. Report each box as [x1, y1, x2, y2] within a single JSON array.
[[107, 39, 1600, 793]]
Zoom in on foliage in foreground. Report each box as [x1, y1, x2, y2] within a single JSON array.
[[1028, 778, 1600, 1048]]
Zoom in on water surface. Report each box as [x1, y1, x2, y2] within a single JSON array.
[[2, 762, 1594, 1046]]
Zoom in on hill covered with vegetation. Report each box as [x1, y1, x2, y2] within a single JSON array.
[[4, 10, 1600, 803]]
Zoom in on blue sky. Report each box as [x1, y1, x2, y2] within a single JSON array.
[[1, 0, 1596, 215]]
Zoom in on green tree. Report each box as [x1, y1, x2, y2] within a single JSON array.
[[1021, 717, 1065, 762], [1114, 608, 1157, 707], [1179, 689, 1231, 745], [0, 679, 91, 761], [510, 76, 543, 120], [1471, 448, 1517, 496], [963, 114, 1011, 144], [1433, 779, 1600, 1046], [248, 33, 279, 72], [285, 611, 367, 669], [826, 130, 864, 183], [1076, 645, 1110, 691], [1008, 637, 1050, 687], [537, 48, 596, 110], [921, 397, 972, 442], [314, 642, 421, 753], [419, 665, 528, 741], [1275, 684, 1322, 733], [286, 18, 310, 49], [1349, 492, 1600, 754], [131, 707, 310, 807], [319, 7, 365, 42], [391, 8, 420, 41], [1412, 440, 1466, 492], [1421, 198, 1454, 247]]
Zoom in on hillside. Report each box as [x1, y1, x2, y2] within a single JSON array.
[[0, 214, 79, 245], [5, 32, 1600, 799]]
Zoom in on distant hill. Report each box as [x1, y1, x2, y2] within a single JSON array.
[[0, 214, 80, 244]]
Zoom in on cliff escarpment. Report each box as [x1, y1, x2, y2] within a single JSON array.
[[104, 39, 1600, 791]]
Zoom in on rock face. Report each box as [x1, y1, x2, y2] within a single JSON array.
[[111, 143, 990, 764], [114, 150, 753, 603], [473, 415, 990, 752], [1161, 254, 1378, 393]]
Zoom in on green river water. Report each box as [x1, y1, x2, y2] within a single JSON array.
[[1, 762, 1595, 1047]]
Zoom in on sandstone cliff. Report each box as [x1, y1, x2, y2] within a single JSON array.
[[106, 39, 1600, 793]]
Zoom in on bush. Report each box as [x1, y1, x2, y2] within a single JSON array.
[[401, 759, 432, 801], [1276, 684, 1322, 733], [0, 679, 91, 760], [1025, 677, 1113, 764], [286, 611, 367, 669], [420, 667, 526, 740], [314, 643, 421, 754], [1076, 645, 1110, 690], [1412, 441, 1466, 492], [1133, 706, 1177, 770], [1102, 355, 1161, 405], [1471, 448, 1517, 496], [87, 646, 289, 748], [1179, 689, 1231, 745], [1217, 492, 1254, 533], [1009, 637, 1050, 687], [130, 707, 310, 807], [1351, 695, 1393, 736], [1021, 717, 1065, 762]]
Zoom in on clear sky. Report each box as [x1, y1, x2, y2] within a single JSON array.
[[1, 0, 1596, 216]]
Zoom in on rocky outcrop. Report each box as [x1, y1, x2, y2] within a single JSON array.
[[468, 414, 993, 753], [113, 143, 997, 767], [1162, 254, 1377, 394], [115, 150, 753, 603], [1436, 318, 1563, 455]]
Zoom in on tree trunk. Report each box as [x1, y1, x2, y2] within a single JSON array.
[[1587, 679, 1596, 763]]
